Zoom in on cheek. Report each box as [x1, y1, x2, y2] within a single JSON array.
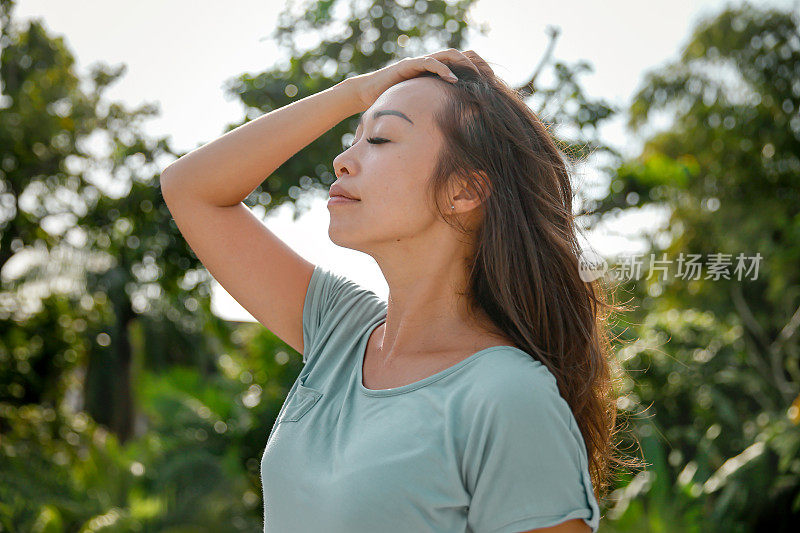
[[364, 185, 438, 239], [369, 172, 429, 216], [363, 144, 440, 223]]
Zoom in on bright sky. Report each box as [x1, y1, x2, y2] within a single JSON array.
[[14, 0, 796, 321]]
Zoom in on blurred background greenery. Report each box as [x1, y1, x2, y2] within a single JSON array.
[[1, 0, 798, 531]]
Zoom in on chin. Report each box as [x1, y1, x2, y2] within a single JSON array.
[[328, 225, 361, 251]]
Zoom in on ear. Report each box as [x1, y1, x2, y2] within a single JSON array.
[[447, 170, 491, 212]]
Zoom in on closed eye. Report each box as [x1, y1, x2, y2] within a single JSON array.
[[345, 137, 389, 149]]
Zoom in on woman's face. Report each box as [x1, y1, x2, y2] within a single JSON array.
[[329, 77, 451, 254]]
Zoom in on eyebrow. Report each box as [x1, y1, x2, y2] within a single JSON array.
[[357, 109, 415, 129]]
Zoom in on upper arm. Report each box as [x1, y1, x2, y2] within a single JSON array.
[[463, 364, 600, 533], [519, 518, 592, 532], [160, 176, 313, 355]]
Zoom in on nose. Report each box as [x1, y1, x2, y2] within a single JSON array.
[[333, 151, 352, 179]]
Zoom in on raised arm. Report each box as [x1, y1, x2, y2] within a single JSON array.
[[161, 78, 365, 207], [159, 78, 364, 354]]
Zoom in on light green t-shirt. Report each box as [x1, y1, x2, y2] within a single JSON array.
[[260, 264, 600, 532]]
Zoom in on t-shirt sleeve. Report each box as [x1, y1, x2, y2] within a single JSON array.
[[463, 364, 601, 533], [301, 263, 385, 365]]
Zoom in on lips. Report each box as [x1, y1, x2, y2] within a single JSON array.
[[329, 183, 360, 200], [327, 196, 359, 205]]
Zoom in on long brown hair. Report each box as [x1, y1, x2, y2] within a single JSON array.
[[417, 62, 645, 504]]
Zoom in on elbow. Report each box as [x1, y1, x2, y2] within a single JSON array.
[[159, 166, 182, 202], [159, 164, 178, 186]]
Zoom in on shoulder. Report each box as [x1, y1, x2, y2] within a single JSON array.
[[461, 347, 580, 443], [308, 264, 385, 310], [305, 264, 386, 326], [469, 347, 564, 408], [302, 264, 386, 363]]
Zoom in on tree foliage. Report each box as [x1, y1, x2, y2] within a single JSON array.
[[590, 2, 800, 529]]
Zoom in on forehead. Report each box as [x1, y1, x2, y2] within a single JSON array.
[[357, 77, 444, 131]]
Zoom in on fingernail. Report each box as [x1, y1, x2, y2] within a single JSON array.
[[448, 74, 458, 81]]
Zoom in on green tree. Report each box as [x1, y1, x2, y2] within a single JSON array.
[[586, 2, 800, 529], [0, 0, 240, 444]]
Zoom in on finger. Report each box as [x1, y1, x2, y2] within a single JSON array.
[[419, 56, 459, 82], [462, 50, 495, 76], [428, 48, 481, 76]]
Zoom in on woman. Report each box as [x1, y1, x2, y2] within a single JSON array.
[[161, 49, 631, 532]]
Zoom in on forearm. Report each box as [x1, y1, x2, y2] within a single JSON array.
[[160, 77, 364, 207]]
